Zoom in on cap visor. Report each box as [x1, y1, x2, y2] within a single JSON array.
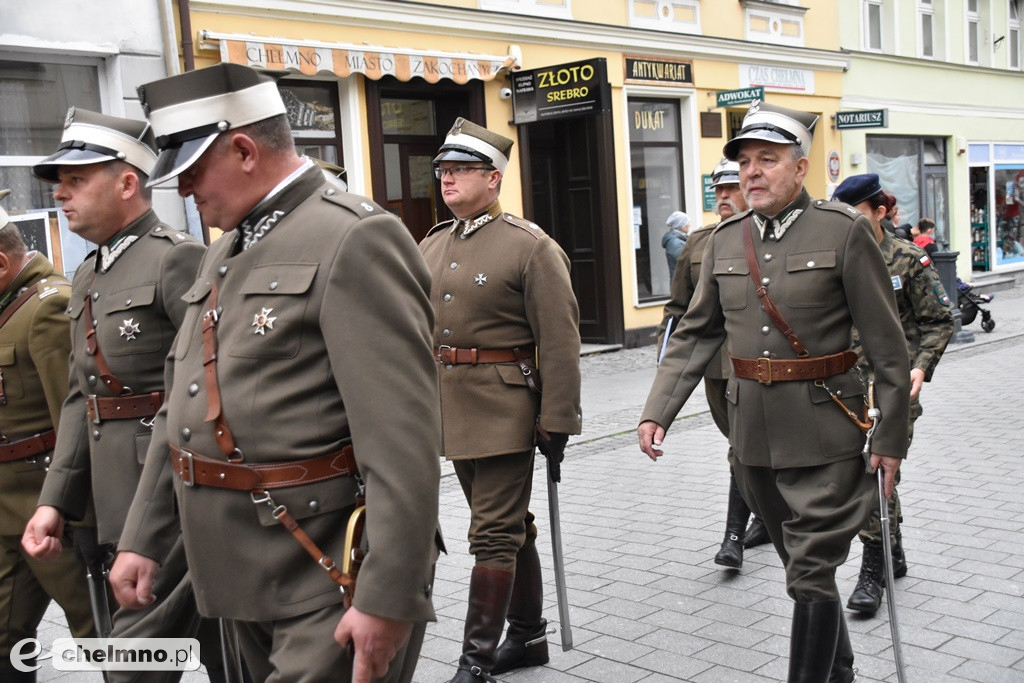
[[147, 133, 219, 187], [32, 148, 119, 182], [433, 149, 489, 165], [723, 130, 797, 161]]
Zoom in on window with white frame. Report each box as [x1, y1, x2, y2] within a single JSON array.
[[1010, 0, 1021, 69], [919, 0, 935, 57], [479, 0, 572, 19], [967, 0, 981, 64], [628, 0, 701, 35], [742, 0, 807, 47], [864, 0, 884, 51]]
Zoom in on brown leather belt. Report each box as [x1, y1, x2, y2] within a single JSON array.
[[730, 350, 857, 385], [170, 444, 357, 490], [86, 392, 164, 424], [0, 430, 56, 463], [434, 345, 534, 365]]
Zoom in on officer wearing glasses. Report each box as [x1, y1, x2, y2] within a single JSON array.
[[419, 117, 582, 682]]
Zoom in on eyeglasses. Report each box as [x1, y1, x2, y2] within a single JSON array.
[[434, 165, 493, 179]]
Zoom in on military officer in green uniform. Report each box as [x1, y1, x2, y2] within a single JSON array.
[[20, 109, 217, 682], [831, 173, 953, 616], [638, 101, 910, 683], [0, 193, 95, 682], [656, 158, 769, 571], [420, 118, 582, 682], [108, 64, 442, 683]]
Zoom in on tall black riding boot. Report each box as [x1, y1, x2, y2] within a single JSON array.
[[448, 566, 515, 683], [788, 600, 841, 683], [744, 516, 772, 548], [828, 611, 856, 683], [492, 544, 550, 675], [892, 528, 907, 578], [714, 474, 750, 568], [846, 543, 884, 615]]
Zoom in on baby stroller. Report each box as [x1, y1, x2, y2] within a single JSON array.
[[956, 279, 995, 332]]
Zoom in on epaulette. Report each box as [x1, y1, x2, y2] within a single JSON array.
[[320, 187, 385, 219], [425, 219, 457, 238], [150, 225, 198, 244], [36, 275, 71, 301], [502, 213, 544, 239], [812, 199, 862, 220], [713, 208, 751, 233]]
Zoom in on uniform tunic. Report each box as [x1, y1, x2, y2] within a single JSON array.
[[0, 253, 94, 653], [119, 166, 442, 626], [642, 190, 910, 600]]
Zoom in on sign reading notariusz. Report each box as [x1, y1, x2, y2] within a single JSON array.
[[511, 58, 611, 124], [834, 109, 889, 130], [715, 86, 765, 109]]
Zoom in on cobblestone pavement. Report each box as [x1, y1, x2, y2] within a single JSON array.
[[33, 285, 1024, 682]]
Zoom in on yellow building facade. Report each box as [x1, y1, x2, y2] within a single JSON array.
[[179, 0, 849, 346]]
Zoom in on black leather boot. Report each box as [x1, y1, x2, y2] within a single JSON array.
[[829, 611, 856, 683], [788, 600, 841, 683], [892, 528, 907, 578], [744, 516, 772, 548], [714, 474, 749, 568], [846, 543, 884, 615], [448, 566, 515, 683], [492, 544, 550, 675]]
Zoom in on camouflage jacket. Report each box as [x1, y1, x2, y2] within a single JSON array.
[[854, 231, 953, 381]]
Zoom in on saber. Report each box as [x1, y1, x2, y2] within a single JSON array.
[[863, 382, 908, 683], [74, 527, 113, 640], [219, 619, 248, 683], [545, 460, 573, 651]]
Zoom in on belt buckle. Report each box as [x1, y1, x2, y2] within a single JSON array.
[[435, 345, 452, 364], [756, 357, 773, 385], [179, 450, 195, 487], [86, 395, 101, 424]]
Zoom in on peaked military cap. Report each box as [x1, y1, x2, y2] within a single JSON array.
[[138, 63, 288, 186], [709, 157, 740, 188], [831, 173, 883, 206], [0, 189, 10, 230], [434, 117, 513, 174], [32, 108, 158, 183], [723, 100, 819, 161]]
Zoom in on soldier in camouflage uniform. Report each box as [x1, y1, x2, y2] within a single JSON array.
[[832, 174, 954, 616]]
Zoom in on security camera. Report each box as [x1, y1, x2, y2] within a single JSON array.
[[499, 87, 512, 100]]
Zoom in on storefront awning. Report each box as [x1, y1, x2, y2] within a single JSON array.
[[200, 31, 520, 85]]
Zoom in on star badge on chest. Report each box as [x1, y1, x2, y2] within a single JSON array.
[[252, 307, 277, 335], [474, 273, 487, 286], [119, 319, 141, 341]]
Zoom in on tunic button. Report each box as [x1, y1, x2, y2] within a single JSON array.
[[308, 500, 320, 513], [443, 294, 452, 302], [126, 298, 132, 306], [761, 277, 770, 286], [92, 319, 98, 327], [761, 326, 770, 335], [91, 292, 99, 301], [836, 390, 843, 397], [181, 428, 191, 441], [445, 364, 453, 371], [188, 383, 199, 397], [218, 265, 229, 276], [92, 430, 101, 441], [763, 350, 771, 357], [450, 262, 458, 270], [88, 375, 98, 387], [325, 188, 336, 196], [807, 260, 816, 268], [269, 281, 278, 291], [727, 266, 734, 272], [764, 254, 773, 261], [442, 329, 451, 337]]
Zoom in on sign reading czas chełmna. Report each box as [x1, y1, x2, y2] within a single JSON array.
[[624, 56, 693, 86], [835, 109, 889, 129], [511, 58, 611, 124], [715, 86, 764, 108]]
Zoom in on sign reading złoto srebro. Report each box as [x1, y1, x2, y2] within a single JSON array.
[[512, 58, 611, 124]]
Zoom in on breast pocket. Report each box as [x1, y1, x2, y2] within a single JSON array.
[[786, 250, 837, 308], [229, 264, 318, 359], [713, 258, 750, 310], [175, 277, 213, 361], [105, 283, 160, 355], [0, 344, 23, 401]]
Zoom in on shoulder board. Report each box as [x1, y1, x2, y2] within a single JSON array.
[[320, 188, 385, 219], [812, 199, 861, 220], [502, 213, 544, 238], [425, 219, 457, 238], [36, 275, 71, 301], [149, 225, 198, 244], [690, 223, 717, 236], [714, 209, 750, 231]]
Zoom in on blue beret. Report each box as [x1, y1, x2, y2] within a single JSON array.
[[831, 173, 882, 206]]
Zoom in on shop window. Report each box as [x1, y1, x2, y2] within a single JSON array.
[[1010, 0, 1021, 70], [995, 164, 1024, 266], [629, 0, 701, 34], [627, 98, 685, 303], [867, 135, 949, 245], [742, 0, 807, 47], [278, 79, 344, 169], [478, 0, 572, 19]]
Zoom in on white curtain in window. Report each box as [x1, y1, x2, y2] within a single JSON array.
[[868, 152, 921, 226]]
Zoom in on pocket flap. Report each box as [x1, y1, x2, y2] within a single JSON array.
[[182, 277, 214, 304], [713, 258, 749, 276], [0, 343, 14, 366], [786, 250, 836, 272], [240, 264, 318, 296], [108, 284, 156, 312], [495, 363, 532, 387], [809, 372, 866, 405]]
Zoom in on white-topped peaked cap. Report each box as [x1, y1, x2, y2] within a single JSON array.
[[723, 101, 819, 161], [433, 117, 513, 174], [138, 63, 288, 186], [709, 157, 740, 188], [32, 108, 157, 183]]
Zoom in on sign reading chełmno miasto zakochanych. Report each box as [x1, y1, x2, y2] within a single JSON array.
[[511, 58, 611, 124], [834, 109, 889, 130]]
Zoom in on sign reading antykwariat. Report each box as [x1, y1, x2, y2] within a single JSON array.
[[511, 58, 611, 124], [624, 56, 693, 86]]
